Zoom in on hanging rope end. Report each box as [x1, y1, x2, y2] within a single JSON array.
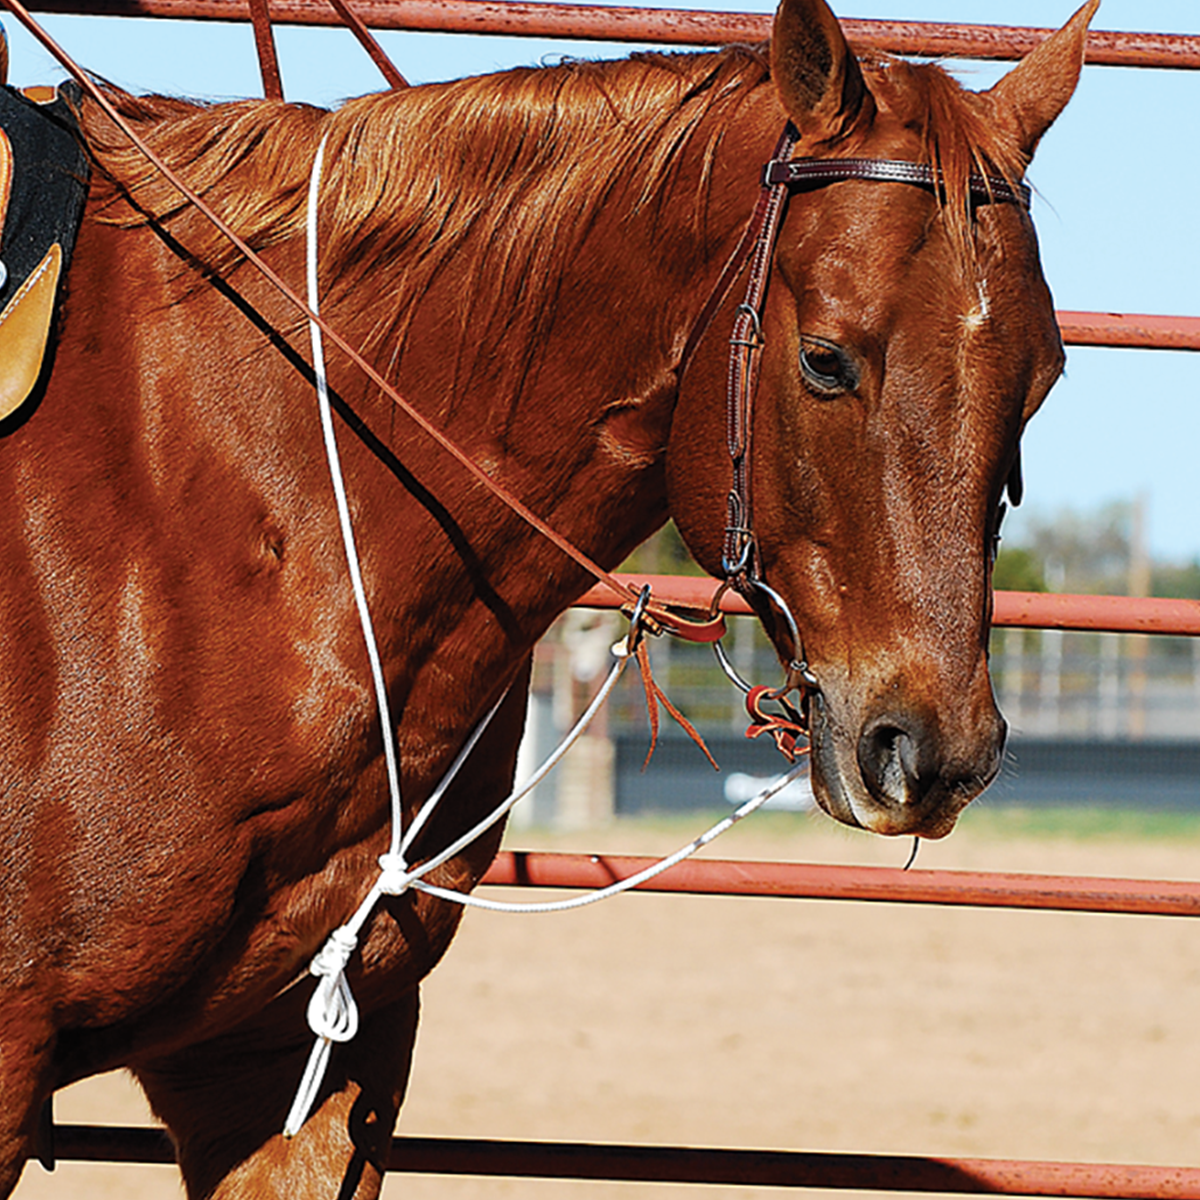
[[283, 1036, 335, 1139]]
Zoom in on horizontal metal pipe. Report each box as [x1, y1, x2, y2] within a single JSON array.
[[847, 21, 1200, 70], [994, 591, 1200, 637], [46, 1125, 1200, 1196], [1058, 311, 1200, 352], [578, 574, 1200, 637], [52, 1124, 175, 1164], [21, 0, 1200, 69], [388, 1139, 1200, 1195], [481, 851, 1200, 917]]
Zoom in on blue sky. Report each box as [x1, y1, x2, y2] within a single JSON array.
[[4, 0, 1198, 562]]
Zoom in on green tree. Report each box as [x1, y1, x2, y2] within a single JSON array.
[[1152, 558, 1200, 600], [620, 520, 705, 576], [1022, 501, 1132, 594], [992, 545, 1045, 592]]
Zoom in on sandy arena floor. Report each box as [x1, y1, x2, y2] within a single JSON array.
[[13, 813, 1200, 1199]]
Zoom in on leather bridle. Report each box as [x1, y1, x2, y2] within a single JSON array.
[[685, 121, 1032, 695]]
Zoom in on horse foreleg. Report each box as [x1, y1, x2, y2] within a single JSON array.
[[135, 988, 420, 1200], [0, 1016, 55, 1199]]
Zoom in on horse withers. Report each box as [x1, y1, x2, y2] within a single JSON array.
[[0, 0, 1097, 1194]]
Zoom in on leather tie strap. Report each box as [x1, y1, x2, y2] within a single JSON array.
[[744, 684, 809, 763]]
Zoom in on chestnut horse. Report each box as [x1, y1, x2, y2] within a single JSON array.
[[0, 0, 1096, 1193]]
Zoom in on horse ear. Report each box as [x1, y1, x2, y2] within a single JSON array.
[[985, 0, 1100, 161], [771, 0, 867, 144]]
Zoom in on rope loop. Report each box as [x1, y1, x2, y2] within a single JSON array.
[[305, 924, 360, 1043], [306, 969, 359, 1044]]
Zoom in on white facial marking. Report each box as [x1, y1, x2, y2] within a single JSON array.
[[963, 278, 991, 333]]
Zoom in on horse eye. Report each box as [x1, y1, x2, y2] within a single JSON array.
[[799, 338, 858, 396]]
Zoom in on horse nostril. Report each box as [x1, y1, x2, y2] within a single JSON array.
[[857, 721, 927, 807]]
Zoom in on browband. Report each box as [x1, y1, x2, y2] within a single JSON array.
[[765, 157, 1032, 211]]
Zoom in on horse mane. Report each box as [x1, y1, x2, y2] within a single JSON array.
[[82, 48, 769, 400], [80, 47, 1025, 398]]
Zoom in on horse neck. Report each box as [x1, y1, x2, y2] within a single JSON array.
[[333, 75, 783, 653], [51, 77, 783, 720], [16, 80, 786, 824]]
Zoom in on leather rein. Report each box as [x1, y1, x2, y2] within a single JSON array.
[[685, 120, 1032, 717]]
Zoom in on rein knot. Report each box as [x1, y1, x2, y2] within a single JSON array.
[[286, 925, 361, 1136], [305, 925, 360, 1047], [745, 684, 810, 763]]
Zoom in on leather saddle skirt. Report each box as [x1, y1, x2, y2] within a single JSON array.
[[0, 35, 89, 424]]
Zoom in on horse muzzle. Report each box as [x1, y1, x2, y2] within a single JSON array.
[[806, 688, 1006, 838]]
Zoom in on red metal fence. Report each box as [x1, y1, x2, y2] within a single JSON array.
[[42, 1119, 1200, 1196], [25, 0, 1200, 1193], [42, 851, 1200, 1193], [580, 572, 1200, 636], [22, 0, 1200, 70]]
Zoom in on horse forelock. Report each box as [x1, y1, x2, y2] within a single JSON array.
[[859, 56, 1030, 269]]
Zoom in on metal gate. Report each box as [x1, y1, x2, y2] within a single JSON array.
[[16, 0, 1200, 1192]]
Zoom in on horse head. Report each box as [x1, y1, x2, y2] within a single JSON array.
[[668, 0, 1098, 838]]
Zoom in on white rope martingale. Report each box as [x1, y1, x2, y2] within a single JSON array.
[[282, 626, 635, 1136], [284, 139, 812, 1139], [411, 759, 809, 915], [287, 137, 407, 1139], [281, 610, 810, 1136]]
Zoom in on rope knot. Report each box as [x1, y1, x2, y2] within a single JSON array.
[[285, 921, 362, 1138], [377, 852, 411, 895], [305, 926, 360, 1045], [309, 924, 357, 979]]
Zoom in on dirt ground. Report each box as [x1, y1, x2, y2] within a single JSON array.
[[14, 812, 1200, 1199]]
